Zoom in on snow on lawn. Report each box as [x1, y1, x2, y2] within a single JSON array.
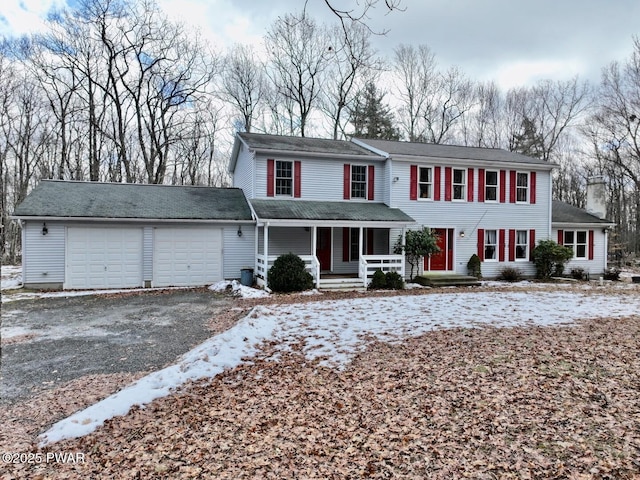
[[1, 265, 22, 290], [209, 280, 270, 299], [39, 289, 640, 446]]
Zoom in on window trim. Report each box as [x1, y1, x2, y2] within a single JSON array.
[[485, 170, 499, 203], [350, 164, 368, 200], [484, 229, 498, 262], [418, 166, 433, 201], [564, 230, 588, 259], [452, 168, 466, 202], [274, 160, 293, 197], [515, 229, 529, 261], [516, 171, 529, 204]]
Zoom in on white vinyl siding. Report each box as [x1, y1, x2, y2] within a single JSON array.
[[65, 227, 143, 289], [223, 225, 255, 279], [143, 227, 153, 283], [22, 221, 65, 286], [232, 145, 255, 198]]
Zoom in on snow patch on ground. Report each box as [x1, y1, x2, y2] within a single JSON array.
[[209, 280, 270, 299], [1, 265, 22, 290], [40, 289, 640, 447]]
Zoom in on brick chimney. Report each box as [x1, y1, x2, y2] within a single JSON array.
[[586, 176, 607, 220]]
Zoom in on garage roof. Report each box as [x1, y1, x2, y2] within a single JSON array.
[[13, 180, 253, 221], [250, 199, 415, 223]]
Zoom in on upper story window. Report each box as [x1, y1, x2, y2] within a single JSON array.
[[484, 230, 497, 261], [564, 230, 587, 259], [453, 168, 466, 200], [515, 230, 529, 260], [351, 165, 367, 199], [419, 167, 433, 199], [275, 160, 292, 196], [485, 170, 499, 202], [516, 172, 529, 203]]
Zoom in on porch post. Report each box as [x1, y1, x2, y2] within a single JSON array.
[[255, 224, 259, 276], [359, 226, 364, 256], [401, 227, 406, 254], [263, 223, 269, 286], [311, 225, 317, 256]]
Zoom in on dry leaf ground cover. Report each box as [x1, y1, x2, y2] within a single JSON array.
[[2, 284, 640, 479]]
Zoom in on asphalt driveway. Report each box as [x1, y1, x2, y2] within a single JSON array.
[[0, 289, 231, 405]]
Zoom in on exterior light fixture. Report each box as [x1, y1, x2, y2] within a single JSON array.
[[459, 230, 465, 238], [237, 226, 243, 237], [42, 222, 48, 235]]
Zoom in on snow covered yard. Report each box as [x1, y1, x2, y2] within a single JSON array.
[[1, 283, 639, 478]]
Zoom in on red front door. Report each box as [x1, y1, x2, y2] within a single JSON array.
[[316, 228, 332, 271], [426, 228, 454, 271]]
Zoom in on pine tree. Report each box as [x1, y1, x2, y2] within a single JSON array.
[[349, 82, 400, 140]]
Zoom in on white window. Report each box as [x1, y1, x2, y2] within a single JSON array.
[[275, 160, 292, 196], [419, 167, 432, 199], [351, 165, 367, 199], [564, 230, 587, 259], [453, 169, 466, 200], [516, 172, 529, 203], [515, 230, 528, 260], [485, 230, 497, 261], [485, 170, 498, 202]]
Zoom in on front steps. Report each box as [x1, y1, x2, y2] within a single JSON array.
[[414, 274, 481, 287], [319, 277, 366, 292]]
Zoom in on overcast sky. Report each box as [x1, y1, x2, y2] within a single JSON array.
[[1, 0, 639, 90]]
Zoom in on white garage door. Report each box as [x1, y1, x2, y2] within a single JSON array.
[[153, 227, 223, 287], [66, 227, 143, 289]]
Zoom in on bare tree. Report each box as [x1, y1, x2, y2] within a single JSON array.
[[221, 44, 267, 133], [317, 0, 405, 35], [265, 12, 331, 137], [321, 22, 381, 139]]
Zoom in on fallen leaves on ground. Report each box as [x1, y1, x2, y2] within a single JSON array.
[[3, 311, 640, 479]]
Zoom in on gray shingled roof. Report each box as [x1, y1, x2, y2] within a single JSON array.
[[552, 200, 614, 225], [355, 138, 553, 166], [13, 180, 253, 221], [250, 199, 415, 223], [239, 132, 383, 158]]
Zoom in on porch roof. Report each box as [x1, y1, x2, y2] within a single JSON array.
[[250, 199, 415, 225]]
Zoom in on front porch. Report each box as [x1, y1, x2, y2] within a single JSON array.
[[254, 226, 406, 291]]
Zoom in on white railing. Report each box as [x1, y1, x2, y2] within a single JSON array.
[[359, 255, 405, 288], [255, 254, 320, 289]]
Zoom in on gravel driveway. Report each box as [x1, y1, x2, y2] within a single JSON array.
[[0, 289, 231, 405]]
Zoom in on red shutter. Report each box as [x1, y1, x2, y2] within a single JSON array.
[[410, 165, 418, 200], [294, 161, 301, 198], [444, 167, 452, 201], [343, 164, 351, 200], [434, 167, 441, 201], [266, 159, 275, 197], [588, 230, 594, 260], [367, 228, 374, 255], [508, 229, 516, 261], [478, 168, 485, 202], [499, 229, 506, 261], [367, 165, 375, 201], [529, 171, 536, 204], [509, 170, 516, 203], [467, 168, 474, 202], [499, 170, 506, 203], [343, 228, 350, 261], [477, 229, 485, 261], [529, 229, 536, 260], [557, 229, 564, 245]]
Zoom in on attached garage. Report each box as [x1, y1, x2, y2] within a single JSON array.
[[66, 227, 143, 289], [13, 181, 255, 290], [153, 226, 223, 287]]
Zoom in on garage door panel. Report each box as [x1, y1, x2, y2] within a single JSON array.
[[153, 227, 222, 287], [66, 227, 143, 289]]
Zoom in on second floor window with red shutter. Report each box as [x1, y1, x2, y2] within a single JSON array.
[[275, 161, 292, 196], [516, 172, 529, 203], [453, 169, 466, 200], [485, 170, 498, 201], [419, 167, 433, 199], [351, 165, 367, 199]]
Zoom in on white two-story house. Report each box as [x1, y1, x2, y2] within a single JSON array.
[[13, 132, 614, 290]]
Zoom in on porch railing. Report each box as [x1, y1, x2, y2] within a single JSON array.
[[359, 255, 405, 288], [255, 254, 320, 289]]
